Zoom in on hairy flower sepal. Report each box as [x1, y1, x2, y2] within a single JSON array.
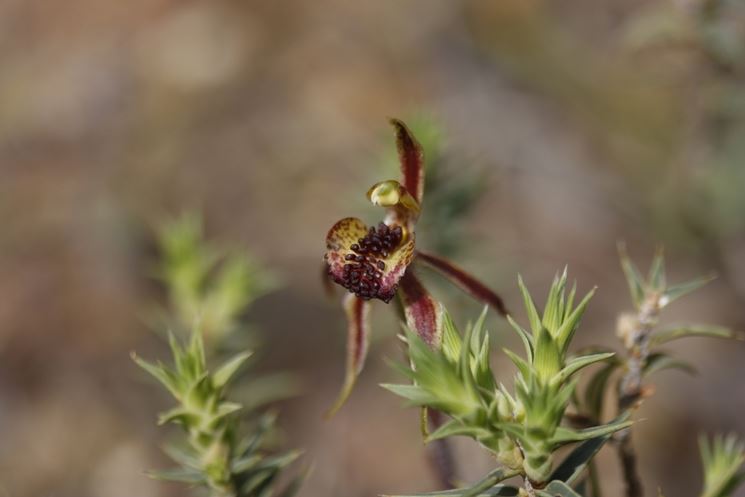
[[324, 119, 508, 415]]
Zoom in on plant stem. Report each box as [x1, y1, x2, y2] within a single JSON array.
[[616, 295, 661, 497], [617, 437, 643, 497], [524, 478, 537, 497], [588, 460, 602, 497]]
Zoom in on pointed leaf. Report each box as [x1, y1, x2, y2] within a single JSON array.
[[162, 444, 201, 469], [554, 352, 615, 385], [555, 287, 596, 354], [550, 435, 613, 485], [649, 324, 745, 347], [618, 243, 645, 309], [648, 246, 666, 291], [518, 274, 542, 335], [662, 274, 715, 306], [382, 486, 519, 497], [551, 416, 632, 445], [213, 351, 252, 389], [157, 406, 198, 426], [441, 310, 463, 364], [381, 383, 436, 406], [542, 269, 568, 334], [391, 118, 425, 204], [538, 480, 582, 497], [415, 251, 508, 317], [507, 315, 534, 363], [385, 468, 520, 497], [534, 328, 561, 382], [131, 353, 181, 399], [584, 360, 621, 421], [425, 419, 493, 443], [326, 294, 371, 417], [643, 353, 696, 377], [503, 348, 532, 379]]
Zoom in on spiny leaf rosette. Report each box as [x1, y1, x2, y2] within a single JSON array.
[[323, 119, 508, 416], [384, 269, 632, 495]]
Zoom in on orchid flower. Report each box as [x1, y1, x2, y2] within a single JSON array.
[[324, 119, 508, 415]]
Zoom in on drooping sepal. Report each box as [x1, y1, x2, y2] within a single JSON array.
[[326, 294, 372, 417], [415, 251, 508, 317]]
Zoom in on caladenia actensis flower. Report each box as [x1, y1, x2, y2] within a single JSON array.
[[324, 119, 508, 415], [383, 270, 633, 497]]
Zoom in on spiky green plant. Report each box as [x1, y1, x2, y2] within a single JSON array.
[[384, 270, 631, 495], [699, 433, 745, 497], [135, 213, 300, 497], [155, 213, 275, 345], [133, 332, 301, 497]]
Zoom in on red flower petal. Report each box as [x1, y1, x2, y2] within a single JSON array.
[[326, 294, 372, 417], [390, 118, 425, 204], [398, 271, 443, 348], [415, 251, 509, 317]]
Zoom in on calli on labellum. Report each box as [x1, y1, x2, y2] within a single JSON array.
[[324, 119, 508, 416]]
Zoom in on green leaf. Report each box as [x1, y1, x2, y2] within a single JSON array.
[[551, 416, 632, 446], [643, 353, 696, 377], [507, 315, 534, 363], [534, 328, 561, 382], [538, 480, 583, 497], [543, 268, 569, 334], [162, 444, 201, 469], [648, 246, 666, 291], [699, 433, 745, 497], [252, 450, 304, 472], [442, 310, 463, 364], [550, 435, 612, 485], [213, 351, 252, 389], [382, 486, 519, 497], [518, 274, 542, 335], [212, 401, 243, 422], [554, 352, 615, 385], [503, 348, 532, 380], [555, 288, 596, 354], [662, 274, 716, 306], [425, 419, 493, 443], [385, 468, 520, 497], [157, 406, 198, 426], [232, 454, 263, 473], [381, 383, 436, 406], [618, 243, 645, 309], [564, 282, 577, 322], [650, 325, 745, 347], [584, 361, 621, 421], [131, 353, 181, 399]]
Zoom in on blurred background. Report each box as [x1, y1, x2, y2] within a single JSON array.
[[1, 0, 744, 496]]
